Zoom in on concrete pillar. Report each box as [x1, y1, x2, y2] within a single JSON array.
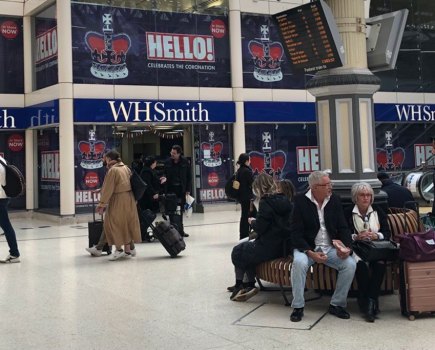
[[25, 129, 35, 210], [229, 0, 246, 169], [57, 2, 75, 216], [307, 0, 383, 206]]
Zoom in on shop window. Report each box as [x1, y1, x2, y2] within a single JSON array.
[[33, 4, 58, 90]]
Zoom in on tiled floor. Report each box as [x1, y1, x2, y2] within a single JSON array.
[[1, 209, 434, 350]]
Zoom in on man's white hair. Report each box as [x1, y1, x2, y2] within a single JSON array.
[[308, 170, 330, 188]]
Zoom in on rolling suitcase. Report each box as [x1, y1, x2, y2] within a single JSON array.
[[399, 260, 435, 320], [88, 200, 111, 254], [142, 209, 186, 258]]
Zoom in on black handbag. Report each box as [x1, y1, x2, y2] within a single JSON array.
[[130, 170, 148, 201], [352, 240, 399, 262]]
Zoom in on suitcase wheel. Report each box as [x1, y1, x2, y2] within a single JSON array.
[[408, 314, 416, 321]]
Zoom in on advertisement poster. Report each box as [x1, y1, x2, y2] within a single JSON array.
[[74, 125, 117, 213], [245, 124, 317, 191], [0, 17, 24, 93], [38, 129, 60, 212], [195, 124, 232, 203], [35, 17, 58, 90], [241, 14, 311, 89], [375, 122, 435, 171], [72, 4, 230, 87], [0, 132, 25, 209]]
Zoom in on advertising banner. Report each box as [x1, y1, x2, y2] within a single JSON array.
[[195, 124, 232, 202], [35, 17, 58, 90], [38, 129, 60, 211], [245, 124, 317, 191], [74, 125, 118, 213], [0, 132, 25, 209], [0, 17, 24, 93], [241, 14, 311, 89], [71, 4, 230, 87]]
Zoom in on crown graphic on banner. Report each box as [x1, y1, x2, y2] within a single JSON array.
[[78, 130, 106, 169], [201, 136, 223, 167], [248, 25, 284, 82], [85, 14, 131, 79]]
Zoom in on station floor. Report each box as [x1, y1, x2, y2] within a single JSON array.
[[1, 206, 435, 350]]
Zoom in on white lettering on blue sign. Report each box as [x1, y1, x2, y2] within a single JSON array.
[[108, 101, 210, 122], [0, 110, 16, 128], [395, 104, 435, 121]]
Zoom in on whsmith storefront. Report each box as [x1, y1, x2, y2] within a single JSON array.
[[2, 100, 435, 215]]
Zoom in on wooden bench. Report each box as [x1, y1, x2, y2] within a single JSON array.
[[255, 207, 423, 305]]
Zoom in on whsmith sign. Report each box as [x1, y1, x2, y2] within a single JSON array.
[[374, 104, 435, 122], [73, 99, 235, 123]]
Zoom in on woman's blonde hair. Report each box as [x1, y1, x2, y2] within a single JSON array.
[[252, 173, 275, 198], [351, 182, 374, 205], [277, 179, 295, 201]]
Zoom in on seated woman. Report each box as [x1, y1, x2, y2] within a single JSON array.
[[229, 173, 294, 302], [344, 182, 391, 322]]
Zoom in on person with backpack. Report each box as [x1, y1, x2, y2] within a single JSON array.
[[0, 155, 20, 263]]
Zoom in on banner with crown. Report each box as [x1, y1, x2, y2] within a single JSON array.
[[241, 14, 309, 89], [71, 4, 230, 87]]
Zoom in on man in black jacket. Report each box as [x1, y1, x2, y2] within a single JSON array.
[[289, 171, 356, 322], [377, 172, 415, 210], [163, 145, 192, 237]]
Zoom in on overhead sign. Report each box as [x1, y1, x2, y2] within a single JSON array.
[[73, 99, 235, 123], [273, 0, 345, 73]]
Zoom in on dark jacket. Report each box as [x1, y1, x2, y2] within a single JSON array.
[[232, 193, 293, 269], [381, 179, 415, 210], [236, 164, 254, 202], [344, 204, 391, 241], [290, 192, 352, 252], [164, 156, 192, 197], [139, 166, 160, 211]]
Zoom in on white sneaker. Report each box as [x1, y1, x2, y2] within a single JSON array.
[[86, 246, 102, 257], [130, 248, 136, 257], [1, 254, 20, 263], [109, 250, 126, 261]]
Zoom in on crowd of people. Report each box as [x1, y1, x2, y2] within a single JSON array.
[[228, 155, 418, 324], [85, 144, 191, 260]]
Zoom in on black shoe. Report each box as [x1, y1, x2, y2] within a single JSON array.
[[230, 285, 244, 301], [182, 233, 189, 237], [290, 307, 304, 322], [227, 285, 236, 292], [365, 299, 376, 323], [328, 305, 350, 319]]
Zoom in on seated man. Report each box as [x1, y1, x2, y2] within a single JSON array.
[[289, 171, 356, 322]]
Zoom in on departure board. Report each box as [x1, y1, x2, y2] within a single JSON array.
[[273, 0, 345, 73]]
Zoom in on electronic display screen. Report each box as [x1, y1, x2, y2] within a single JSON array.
[[272, 0, 345, 73]]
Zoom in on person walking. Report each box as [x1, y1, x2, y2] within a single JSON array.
[[0, 155, 20, 263], [236, 153, 254, 240], [96, 150, 141, 261], [163, 145, 191, 237]]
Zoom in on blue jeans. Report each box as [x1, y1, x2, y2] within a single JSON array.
[[0, 198, 19, 257], [291, 248, 356, 308]]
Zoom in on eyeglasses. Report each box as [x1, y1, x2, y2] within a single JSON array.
[[317, 182, 332, 188], [358, 193, 372, 197]]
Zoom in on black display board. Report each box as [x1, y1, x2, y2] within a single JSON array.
[[273, 0, 345, 73]]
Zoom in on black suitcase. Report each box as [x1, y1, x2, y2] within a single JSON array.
[[88, 201, 111, 254], [142, 209, 186, 257]]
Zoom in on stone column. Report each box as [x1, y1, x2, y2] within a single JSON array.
[[307, 0, 384, 206], [229, 0, 246, 169]]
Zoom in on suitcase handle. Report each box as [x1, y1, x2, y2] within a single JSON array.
[[92, 191, 103, 222]]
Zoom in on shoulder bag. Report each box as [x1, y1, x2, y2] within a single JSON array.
[[352, 239, 399, 262]]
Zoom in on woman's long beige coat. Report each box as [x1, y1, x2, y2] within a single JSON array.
[[99, 162, 141, 246]]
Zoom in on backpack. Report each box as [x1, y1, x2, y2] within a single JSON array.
[[225, 173, 240, 200], [0, 158, 25, 198]]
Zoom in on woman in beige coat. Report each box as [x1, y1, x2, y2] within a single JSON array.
[[96, 150, 141, 261]]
